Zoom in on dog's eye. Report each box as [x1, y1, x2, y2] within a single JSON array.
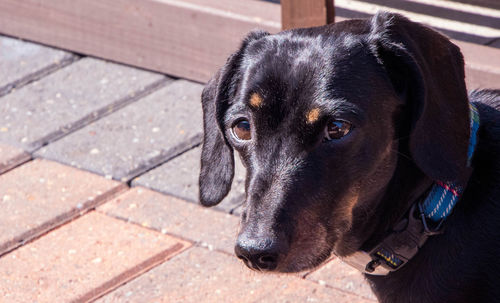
[[324, 120, 352, 140], [232, 119, 251, 141]]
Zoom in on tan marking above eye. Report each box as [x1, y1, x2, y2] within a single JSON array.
[[249, 93, 263, 108], [306, 108, 320, 124]]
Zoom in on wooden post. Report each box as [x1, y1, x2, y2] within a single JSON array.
[[281, 0, 335, 30], [326, 0, 336, 24]]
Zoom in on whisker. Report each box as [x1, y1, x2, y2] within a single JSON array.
[[391, 148, 413, 162]]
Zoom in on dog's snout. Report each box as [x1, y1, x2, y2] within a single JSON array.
[[235, 235, 286, 271]]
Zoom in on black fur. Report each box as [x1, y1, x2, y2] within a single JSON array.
[[199, 12, 500, 303]]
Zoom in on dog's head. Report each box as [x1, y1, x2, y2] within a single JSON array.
[[199, 12, 471, 272]]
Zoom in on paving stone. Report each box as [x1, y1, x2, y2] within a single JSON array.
[[0, 143, 30, 174], [133, 146, 246, 213], [0, 211, 191, 302], [307, 257, 377, 301], [36, 80, 203, 181], [0, 159, 126, 255], [97, 247, 372, 303], [0, 35, 76, 97], [0, 57, 166, 151], [98, 187, 239, 254]]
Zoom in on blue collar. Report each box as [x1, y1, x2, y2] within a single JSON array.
[[420, 103, 480, 222], [341, 103, 480, 276]]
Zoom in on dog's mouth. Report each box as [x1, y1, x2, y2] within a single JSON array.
[[278, 247, 334, 273]]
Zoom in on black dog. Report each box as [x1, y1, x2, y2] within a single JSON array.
[[198, 12, 500, 303]]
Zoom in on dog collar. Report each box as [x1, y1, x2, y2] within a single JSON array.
[[341, 103, 480, 276]]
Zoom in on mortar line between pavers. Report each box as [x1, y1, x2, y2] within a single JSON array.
[[98, 207, 244, 262], [136, 185, 243, 217], [123, 134, 202, 183], [0, 152, 32, 175], [302, 256, 378, 302], [87, 245, 197, 303], [127, 139, 246, 215], [300, 255, 337, 279], [0, 53, 80, 98], [28, 77, 174, 153], [0, 183, 129, 258], [85, 181, 375, 301], [237, 255, 377, 302], [249, 279, 376, 303], [97, 210, 201, 246], [29, 155, 111, 181], [97, 209, 375, 300], [97, 207, 241, 259], [32, 133, 202, 185], [125, 183, 241, 218], [75, 242, 191, 303], [320, 282, 378, 302]]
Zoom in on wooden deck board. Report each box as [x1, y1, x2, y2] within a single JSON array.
[[0, 0, 280, 83], [1, 0, 498, 85]]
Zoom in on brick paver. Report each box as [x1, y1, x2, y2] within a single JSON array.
[[97, 247, 373, 303], [1, 15, 499, 302], [0, 57, 166, 151], [0, 159, 126, 255], [133, 146, 246, 213], [307, 257, 376, 300], [97, 187, 377, 301], [0, 35, 76, 97], [0, 143, 30, 174], [0, 212, 191, 302], [37, 80, 204, 181], [99, 187, 239, 254]]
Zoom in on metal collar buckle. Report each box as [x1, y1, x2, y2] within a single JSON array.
[[343, 203, 439, 276], [418, 202, 445, 236]]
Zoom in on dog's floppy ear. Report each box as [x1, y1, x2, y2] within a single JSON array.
[[199, 30, 269, 206], [368, 12, 470, 182]]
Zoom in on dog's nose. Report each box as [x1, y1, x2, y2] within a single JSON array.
[[234, 236, 284, 271]]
